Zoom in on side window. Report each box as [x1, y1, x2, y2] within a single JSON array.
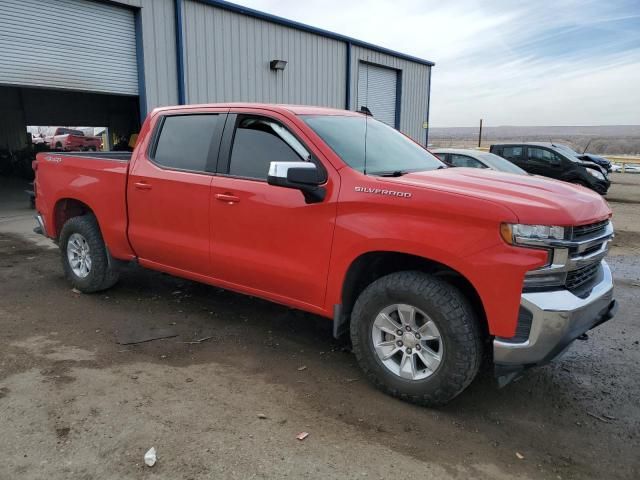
[[501, 146, 523, 160], [527, 147, 560, 164], [449, 154, 485, 168], [433, 153, 448, 163], [228, 116, 310, 180], [153, 114, 220, 172]]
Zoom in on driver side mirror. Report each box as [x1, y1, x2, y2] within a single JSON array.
[[267, 161, 326, 203]]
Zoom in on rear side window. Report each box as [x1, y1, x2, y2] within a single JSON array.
[[153, 114, 220, 172], [501, 146, 522, 160], [527, 147, 561, 164], [228, 116, 309, 180], [450, 154, 485, 168]]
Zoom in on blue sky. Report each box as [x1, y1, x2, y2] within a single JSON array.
[[234, 0, 640, 127]]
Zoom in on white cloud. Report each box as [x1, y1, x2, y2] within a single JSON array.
[[234, 0, 640, 126]]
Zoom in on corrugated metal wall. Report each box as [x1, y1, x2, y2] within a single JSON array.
[[109, 0, 178, 111], [0, 0, 138, 95], [350, 45, 430, 144], [137, 0, 179, 110], [180, 0, 347, 108]]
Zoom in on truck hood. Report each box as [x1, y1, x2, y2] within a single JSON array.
[[388, 168, 611, 226]]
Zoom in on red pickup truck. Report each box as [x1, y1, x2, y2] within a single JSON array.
[[46, 127, 102, 152], [33, 103, 617, 406]]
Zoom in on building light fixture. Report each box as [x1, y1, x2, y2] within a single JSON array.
[[270, 59, 288, 71]]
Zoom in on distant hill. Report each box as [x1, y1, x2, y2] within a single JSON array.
[[429, 125, 640, 155]]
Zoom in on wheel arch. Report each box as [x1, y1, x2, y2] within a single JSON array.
[[52, 198, 96, 240], [336, 251, 488, 341]]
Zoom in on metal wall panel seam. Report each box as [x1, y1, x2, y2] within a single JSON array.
[[174, 0, 186, 104]]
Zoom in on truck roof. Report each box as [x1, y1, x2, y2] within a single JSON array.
[[152, 103, 364, 117]]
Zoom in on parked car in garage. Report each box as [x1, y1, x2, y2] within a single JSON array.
[[431, 148, 527, 175], [33, 104, 616, 406], [490, 142, 610, 194], [46, 127, 101, 152]]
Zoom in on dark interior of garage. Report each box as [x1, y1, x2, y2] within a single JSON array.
[[0, 85, 139, 179]]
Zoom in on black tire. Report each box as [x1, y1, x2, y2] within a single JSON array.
[[59, 214, 119, 293], [350, 271, 483, 407]]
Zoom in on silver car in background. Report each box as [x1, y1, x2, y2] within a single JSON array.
[[431, 148, 528, 175]]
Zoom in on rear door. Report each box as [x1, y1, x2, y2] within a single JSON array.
[[209, 109, 339, 309], [127, 110, 226, 276]]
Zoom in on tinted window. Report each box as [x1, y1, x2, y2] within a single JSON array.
[[228, 117, 308, 180], [433, 153, 447, 162], [59, 128, 84, 136], [449, 154, 485, 168], [501, 146, 523, 160], [476, 153, 527, 174], [154, 114, 220, 171], [527, 147, 560, 164], [303, 115, 444, 174]]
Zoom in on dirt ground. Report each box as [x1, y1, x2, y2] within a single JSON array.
[[0, 173, 639, 480]]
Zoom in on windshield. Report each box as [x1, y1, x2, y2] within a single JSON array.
[[477, 152, 528, 174], [554, 144, 580, 156], [302, 115, 445, 175]]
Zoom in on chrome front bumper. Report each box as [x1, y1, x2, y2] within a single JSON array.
[[494, 260, 616, 369]]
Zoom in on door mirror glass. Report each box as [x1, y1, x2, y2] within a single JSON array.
[[267, 161, 325, 203]]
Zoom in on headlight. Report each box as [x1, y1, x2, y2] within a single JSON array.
[[586, 168, 605, 181], [500, 223, 566, 246]]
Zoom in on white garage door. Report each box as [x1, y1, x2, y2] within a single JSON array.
[[0, 0, 138, 95], [357, 62, 398, 127]]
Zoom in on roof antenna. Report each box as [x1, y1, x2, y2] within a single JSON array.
[[362, 60, 370, 175]]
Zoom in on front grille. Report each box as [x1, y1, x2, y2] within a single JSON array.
[[566, 263, 600, 292], [572, 220, 609, 240]]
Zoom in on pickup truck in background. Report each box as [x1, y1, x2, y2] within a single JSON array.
[[46, 127, 102, 152], [33, 104, 617, 406]]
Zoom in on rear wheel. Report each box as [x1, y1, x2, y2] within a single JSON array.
[[59, 214, 119, 293], [350, 271, 483, 407]]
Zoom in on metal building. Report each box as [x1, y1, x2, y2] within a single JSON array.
[[0, 0, 434, 151]]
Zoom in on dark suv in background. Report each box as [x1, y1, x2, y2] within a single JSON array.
[[490, 142, 610, 194]]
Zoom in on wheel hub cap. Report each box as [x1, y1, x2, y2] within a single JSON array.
[[371, 303, 444, 381], [67, 233, 92, 279], [402, 332, 418, 349]]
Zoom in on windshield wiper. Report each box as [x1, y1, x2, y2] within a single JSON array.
[[374, 170, 409, 177]]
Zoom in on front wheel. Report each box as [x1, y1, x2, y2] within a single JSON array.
[[350, 271, 483, 407], [59, 214, 119, 293]]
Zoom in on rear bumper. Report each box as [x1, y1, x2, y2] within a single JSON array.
[[494, 261, 616, 373], [34, 213, 47, 237]]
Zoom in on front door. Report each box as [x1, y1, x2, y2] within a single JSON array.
[[525, 146, 563, 177], [127, 111, 226, 276], [209, 111, 339, 309]]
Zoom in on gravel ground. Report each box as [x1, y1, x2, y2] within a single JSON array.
[[0, 173, 638, 479]]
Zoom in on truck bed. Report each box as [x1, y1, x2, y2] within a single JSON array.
[[35, 151, 134, 260], [51, 151, 132, 161]]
